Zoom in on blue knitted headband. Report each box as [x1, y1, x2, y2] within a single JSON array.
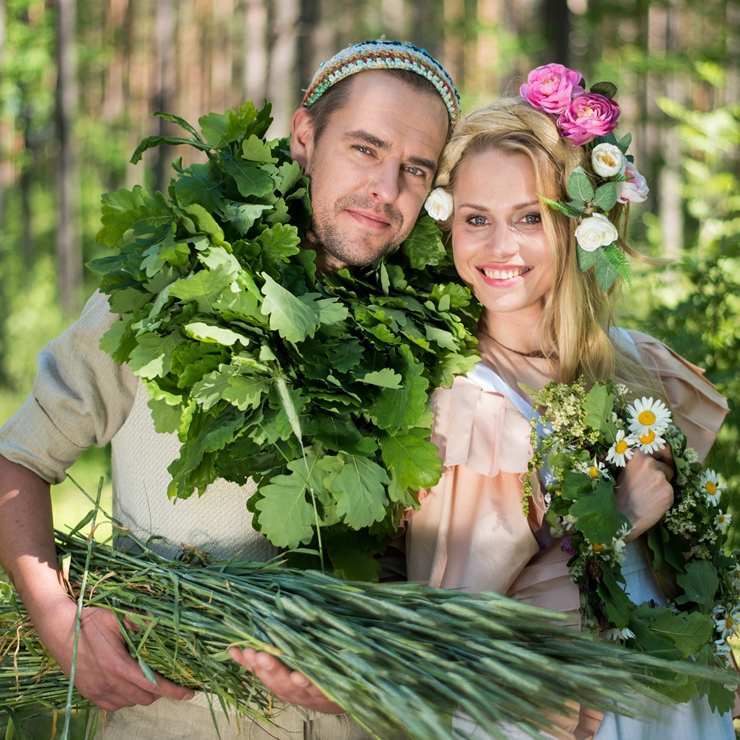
[[302, 40, 460, 125]]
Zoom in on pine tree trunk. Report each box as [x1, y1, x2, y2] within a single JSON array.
[[267, 0, 300, 137], [56, 0, 82, 315], [154, 0, 176, 194], [543, 0, 571, 66], [244, 0, 268, 103]]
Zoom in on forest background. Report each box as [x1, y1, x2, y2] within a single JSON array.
[[0, 1, 738, 544]]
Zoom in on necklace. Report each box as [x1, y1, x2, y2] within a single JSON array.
[[485, 332, 547, 359]]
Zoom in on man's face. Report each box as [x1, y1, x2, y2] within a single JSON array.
[[291, 71, 449, 270]]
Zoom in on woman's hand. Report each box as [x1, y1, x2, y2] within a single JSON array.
[[615, 448, 675, 542], [228, 647, 344, 714]]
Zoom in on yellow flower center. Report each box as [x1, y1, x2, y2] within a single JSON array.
[[639, 430, 656, 445], [726, 616, 734, 629], [718, 515, 726, 524], [637, 410, 656, 426], [603, 154, 617, 167], [592, 543, 604, 552], [615, 439, 629, 454], [589, 467, 600, 478], [706, 481, 718, 495]]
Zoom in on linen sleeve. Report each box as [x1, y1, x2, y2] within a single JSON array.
[[628, 330, 729, 462], [0, 291, 139, 484]]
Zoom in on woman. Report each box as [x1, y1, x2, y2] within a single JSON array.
[[407, 74, 733, 739]]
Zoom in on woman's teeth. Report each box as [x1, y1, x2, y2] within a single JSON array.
[[480, 267, 529, 280]]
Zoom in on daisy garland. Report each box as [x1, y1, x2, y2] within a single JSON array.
[[522, 377, 740, 713]]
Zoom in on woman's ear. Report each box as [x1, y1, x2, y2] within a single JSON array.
[[290, 108, 315, 169]]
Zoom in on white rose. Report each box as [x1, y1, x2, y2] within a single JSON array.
[[575, 213, 619, 252], [616, 162, 649, 203], [591, 143, 624, 178], [424, 188, 454, 221]]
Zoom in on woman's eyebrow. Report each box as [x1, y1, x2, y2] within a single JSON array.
[[458, 200, 541, 211]]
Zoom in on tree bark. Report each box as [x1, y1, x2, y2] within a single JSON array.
[[154, 0, 176, 194], [542, 0, 571, 67], [56, 0, 82, 315], [0, 0, 7, 384], [266, 0, 300, 138], [244, 0, 268, 103]]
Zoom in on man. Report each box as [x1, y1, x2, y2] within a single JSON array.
[[0, 40, 455, 739]]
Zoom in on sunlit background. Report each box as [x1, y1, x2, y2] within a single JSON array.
[[1, 0, 738, 554]]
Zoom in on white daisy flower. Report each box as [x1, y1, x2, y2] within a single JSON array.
[[606, 430, 636, 467], [715, 511, 732, 532], [627, 397, 672, 437], [634, 428, 667, 454], [714, 607, 740, 639], [611, 535, 627, 563], [699, 469, 725, 506], [603, 627, 635, 641], [577, 458, 611, 480], [714, 637, 732, 657]]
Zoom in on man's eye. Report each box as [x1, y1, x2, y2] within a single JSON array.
[[354, 145, 372, 155], [405, 166, 425, 177]]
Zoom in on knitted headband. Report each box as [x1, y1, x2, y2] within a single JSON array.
[[302, 40, 460, 125]]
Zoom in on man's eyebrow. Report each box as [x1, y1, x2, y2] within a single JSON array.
[[345, 130, 437, 173]]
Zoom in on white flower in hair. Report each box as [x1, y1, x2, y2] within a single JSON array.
[[591, 143, 624, 178], [575, 213, 618, 252], [424, 188, 454, 221]]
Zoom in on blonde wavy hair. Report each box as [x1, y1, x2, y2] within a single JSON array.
[[438, 97, 663, 397]]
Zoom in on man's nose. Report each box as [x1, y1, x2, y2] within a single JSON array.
[[367, 159, 401, 204]]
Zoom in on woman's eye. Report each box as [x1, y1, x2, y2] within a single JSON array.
[[467, 215, 488, 226], [521, 213, 542, 225]]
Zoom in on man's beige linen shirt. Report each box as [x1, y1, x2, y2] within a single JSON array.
[[0, 291, 393, 739]]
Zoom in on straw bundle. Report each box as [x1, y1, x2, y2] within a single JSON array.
[[1, 526, 731, 740]]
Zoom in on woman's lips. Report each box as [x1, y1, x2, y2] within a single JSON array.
[[477, 265, 532, 284]]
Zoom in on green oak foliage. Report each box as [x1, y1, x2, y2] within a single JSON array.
[[89, 102, 480, 578]]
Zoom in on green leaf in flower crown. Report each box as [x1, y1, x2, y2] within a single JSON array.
[[260, 273, 320, 344], [153, 111, 204, 141], [577, 245, 599, 273], [602, 244, 633, 287], [275, 161, 303, 195], [100, 319, 137, 364], [169, 267, 234, 314], [649, 610, 714, 658], [370, 345, 429, 431], [589, 81, 618, 100], [128, 331, 184, 379], [675, 559, 719, 614], [591, 182, 618, 212], [198, 246, 241, 279], [540, 195, 584, 219], [435, 351, 479, 388], [380, 429, 442, 491], [567, 167, 595, 203], [222, 152, 274, 198], [222, 373, 271, 411], [399, 215, 446, 269], [329, 454, 389, 529], [425, 323, 458, 351], [241, 134, 278, 164], [222, 202, 271, 235], [617, 132, 632, 154], [694, 643, 738, 714], [192, 365, 238, 411], [593, 248, 620, 291], [569, 477, 623, 545], [328, 340, 364, 373], [358, 369, 403, 389], [583, 383, 618, 443]]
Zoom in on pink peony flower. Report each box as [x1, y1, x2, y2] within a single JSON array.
[[557, 94, 621, 146], [520, 64, 585, 115], [616, 162, 649, 203]]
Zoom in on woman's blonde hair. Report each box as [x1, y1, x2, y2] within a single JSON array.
[[438, 97, 662, 396]]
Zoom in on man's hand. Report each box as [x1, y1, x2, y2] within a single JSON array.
[[615, 448, 675, 542], [229, 647, 344, 714], [36, 595, 194, 712]]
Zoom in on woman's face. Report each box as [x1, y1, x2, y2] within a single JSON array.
[[451, 149, 554, 324]]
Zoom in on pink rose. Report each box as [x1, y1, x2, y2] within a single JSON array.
[[616, 162, 649, 203], [520, 64, 585, 115], [557, 94, 621, 146]]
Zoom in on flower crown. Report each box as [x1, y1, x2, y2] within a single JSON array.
[[424, 63, 649, 292]]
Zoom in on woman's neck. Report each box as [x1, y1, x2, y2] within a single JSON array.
[[478, 309, 546, 358]]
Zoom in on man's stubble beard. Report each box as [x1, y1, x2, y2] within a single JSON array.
[[310, 194, 405, 267]]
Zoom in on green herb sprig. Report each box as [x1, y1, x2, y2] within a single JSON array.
[[89, 101, 480, 579]]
